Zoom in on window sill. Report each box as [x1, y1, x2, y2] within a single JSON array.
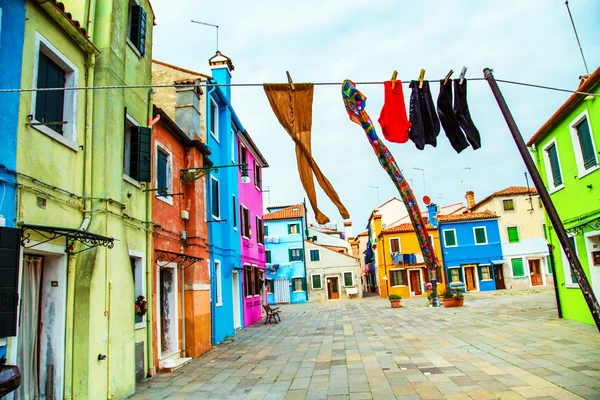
[[216, 302, 223, 307], [565, 283, 580, 289], [210, 132, 219, 143], [212, 215, 221, 221], [157, 195, 174, 206], [480, 279, 493, 282], [577, 165, 599, 180], [312, 287, 323, 290], [475, 243, 488, 246], [126, 38, 143, 58], [123, 174, 142, 188], [549, 184, 565, 195], [292, 290, 305, 292], [31, 123, 79, 152], [445, 245, 458, 248], [135, 322, 145, 330]]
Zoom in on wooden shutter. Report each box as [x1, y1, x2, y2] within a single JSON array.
[[266, 250, 271, 264], [35, 52, 65, 133], [547, 144, 562, 186], [507, 227, 519, 243], [390, 238, 399, 253], [576, 120, 597, 169], [130, 126, 151, 182], [0, 227, 21, 337], [511, 258, 524, 277], [288, 248, 293, 262], [157, 150, 168, 195], [129, 5, 147, 55], [301, 277, 307, 292], [475, 228, 486, 244]]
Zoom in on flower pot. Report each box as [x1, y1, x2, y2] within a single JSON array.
[[443, 298, 464, 308], [390, 299, 401, 308]]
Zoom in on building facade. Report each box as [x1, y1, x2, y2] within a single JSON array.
[[527, 67, 600, 325], [264, 204, 308, 305], [438, 211, 504, 292]]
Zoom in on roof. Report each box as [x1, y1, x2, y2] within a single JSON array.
[[209, 51, 235, 71], [305, 241, 359, 260], [527, 67, 600, 146], [388, 202, 466, 227], [471, 186, 538, 210], [152, 60, 213, 79], [264, 204, 304, 221], [380, 223, 437, 235], [39, 1, 100, 55], [239, 130, 269, 168], [437, 210, 498, 223], [356, 231, 368, 237]]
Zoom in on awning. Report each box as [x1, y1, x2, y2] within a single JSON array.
[[21, 223, 115, 255], [155, 249, 204, 269], [490, 259, 505, 264]]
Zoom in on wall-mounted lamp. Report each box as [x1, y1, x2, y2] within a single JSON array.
[[181, 163, 249, 184]]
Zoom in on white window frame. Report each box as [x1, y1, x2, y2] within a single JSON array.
[[473, 226, 488, 246], [542, 138, 565, 194], [231, 127, 236, 163], [241, 205, 250, 239], [511, 257, 526, 277], [502, 198, 516, 212], [448, 266, 462, 284], [254, 161, 262, 190], [210, 99, 219, 142], [342, 271, 354, 287], [428, 234, 435, 251], [443, 229, 458, 248], [232, 194, 237, 231], [288, 222, 300, 235], [30, 31, 79, 151], [389, 237, 400, 253], [389, 268, 407, 287], [290, 247, 302, 262], [309, 248, 320, 262], [479, 264, 493, 281], [123, 113, 142, 187], [130, 250, 145, 329], [561, 234, 579, 288], [311, 273, 323, 290], [256, 216, 264, 246], [214, 260, 222, 306], [210, 176, 220, 220], [155, 141, 173, 206], [570, 110, 599, 179]]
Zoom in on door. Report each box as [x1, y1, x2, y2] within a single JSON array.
[[232, 271, 242, 329], [409, 270, 422, 296], [327, 277, 340, 300], [274, 278, 290, 303], [464, 266, 476, 291], [494, 264, 506, 289], [158, 266, 178, 357], [529, 259, 543, 286]]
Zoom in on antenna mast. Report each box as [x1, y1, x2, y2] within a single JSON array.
[[191, 20, 219, 52]]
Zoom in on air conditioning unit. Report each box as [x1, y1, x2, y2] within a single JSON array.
[[181, 210, 190, 220]]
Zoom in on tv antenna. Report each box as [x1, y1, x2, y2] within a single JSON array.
[[191, 20, 219, 52]]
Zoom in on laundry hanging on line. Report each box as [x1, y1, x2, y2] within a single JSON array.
[[437, 79, 470, 153], [452, 79, 481, 150], [263, 83, 350, 225], [408, 80, 440, 150], [378, 80, 411, 144]]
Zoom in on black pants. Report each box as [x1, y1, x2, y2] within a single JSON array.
[[454, 79, 481, 150], [437, 80, 470, 153], [409, 80, 440, 150]]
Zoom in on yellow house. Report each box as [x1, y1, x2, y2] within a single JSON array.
[[373, 215, 445, 299]]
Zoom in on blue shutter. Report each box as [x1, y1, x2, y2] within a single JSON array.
[[576, 120, 597, 170], [0, 227, 21, 337], [157, 151, 168, 195]]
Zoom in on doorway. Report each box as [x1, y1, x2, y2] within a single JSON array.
[[464, 266, 477, 291], [409, 270, 422, 296], [529, 259, 543, 286], [327, 277, 340, 300], [494, 264, 506, 289], [232, 271, 242, 329], [157, 264, 179, 359], [585, 232, 600, 299]]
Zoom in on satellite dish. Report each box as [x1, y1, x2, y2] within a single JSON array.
[[423, 196, 431, 205]]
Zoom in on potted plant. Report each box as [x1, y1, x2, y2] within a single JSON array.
[[135, 295, 148, 323], [443, 289, 464, 308], [389, 294, 401, 308]]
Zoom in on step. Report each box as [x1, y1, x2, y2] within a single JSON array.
[[160, 356, 192, 372]]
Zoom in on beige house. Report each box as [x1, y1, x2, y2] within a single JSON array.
[[305, 241, 362, 301], [469, 187, 551, 289]]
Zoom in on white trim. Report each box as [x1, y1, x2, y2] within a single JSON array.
[[244, 263, 253, 299], [407, 268, 424, 295], [155, 140, 174, 206], [584, 230, 600, 299], [254, 161, 262, 190], [232, 194, 237, 231], [241, 204, 249, 239], [479, 264, 493, 281], [214, 259, 223, 306], [289, 247, 303, 262], [447, 266, 462, 284], [462, 264, 480, 291], [210, 175, 220, 220], [342, 271, 354, 287], [123, 173, 142, 188], [542, 138, 565, 194], [473, 226, 488, 245], [30, 31, 79, 150], [310, 273, 323, 290], [428, 234, 435, 251], [231, 127, 236, 163], [253, 264, 261, 298], [156, 262, 180, 360], [288, 222, 301, 235], [569, 109, 599, 179], [129, 249, 146, 330], [389, 237, 401, 253], [210, 99, 219, 142], [309, 248, 320, 262], [388, 268, 407, 287], [232, 271, 242, 329], [256, 215, 264, 246], [442, 229, 458, 247], [561, 234, 580, 288]]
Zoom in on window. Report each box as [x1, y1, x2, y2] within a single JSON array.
[[543, 139, 563, 190], [289, 248, 302, 262], [256, 217, 264, 244], [127, 2, 146, 55], [390, 269, 407, 286], [343, 272, 354, 287], [244, 265, 253, 297], [547, 256, 553, 275], [474, 227, 487, 245], [562, 236, 578, 286], [254, 161, 262, 190], [449, 268, 461, 283], [538, 197, 543, 209], [543, 224, 547, 240], [571, 113, 598, 175], [266, 279, 274, 294], [293, 277, 304, 292], [309, 249, 320, 262], [231, 128, 236, 162], [264, 225, 269, 236], [288, 223, 300, 235], [210, 100, 218, 140], [124, 111, 151, 182], [265, 250, 271, 264], [443, 229, 457, 247], [232, 195, 237, 229], [130, 255, 144, 323], [511, 258, 525, 277], [211, 177, 220, 219], [215, 260, 222, 305], [502, 199, 515, 211], [35, 52, 65, 134], [479, 265, 491, 280], [311, 274, 322, 289], [429, 235, 435, 251], [390, 238, 400, 253], [240, 205, 250, 238], [254, 267, 261, 297], [155, 146, 172, 202], [507, 226, 519, 243]]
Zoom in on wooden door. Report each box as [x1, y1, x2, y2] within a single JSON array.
[[327, 277, 340, 300], [465, 267, 476, 291], [409, 270, 422, 295], [494, 265, 506, 290], [529, 259, 543, 286]]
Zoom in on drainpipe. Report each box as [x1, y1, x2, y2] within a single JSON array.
[[207, 83, 217, 345], [104, 200, 112, 399], [302, 198, 308, 302], [146, 90, 155, 375], [180, 244, 186, 358]]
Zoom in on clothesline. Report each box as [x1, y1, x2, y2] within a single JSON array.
[[0, 78, 598, 98]]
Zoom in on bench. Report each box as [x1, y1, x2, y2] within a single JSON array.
[[263, 304, 281, 324]]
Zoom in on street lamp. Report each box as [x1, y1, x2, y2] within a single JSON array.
[[181, 163, 250, 184]]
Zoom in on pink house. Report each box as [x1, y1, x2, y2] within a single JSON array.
[[237, 129, 269, 327]]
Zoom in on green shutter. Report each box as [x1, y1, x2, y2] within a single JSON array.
[[475, 228, 487, 244], [547, 256, 553, 275], [543, 224, 547, 240], [576, 119, 597, 169], [264, 225, 268, 236], [129, 5, 147, 55], [288, 224, 292, 234], [0, 227, 21, 337], [507, 227, 519, 243], [266, 251, 271, 264], [130, 126, 151, 182], [301, 277, 307, 291], [312, 275, 321, 289], [511, 258, 524, 277], [547, 144, 563, 186], [288, 248, 293, 262], [568, 236, 578, 283], [444, 230, 456, 246], [344, 272, 353, 287]]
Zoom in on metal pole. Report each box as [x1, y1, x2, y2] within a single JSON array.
[[484, 68, 600, 332], [548, 244, 563, 319]]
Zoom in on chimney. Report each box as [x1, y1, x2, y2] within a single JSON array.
[[344, 221, 353, 241], [209, 51, 234, 100], [427, 203, 439, 227], [175, 78, 202, 141], [465, 191, 475, 209]]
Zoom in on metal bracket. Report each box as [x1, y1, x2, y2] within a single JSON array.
[[20, 223, 115, 255], [566, 217, 600, 236], [155, 249, 204, 270]]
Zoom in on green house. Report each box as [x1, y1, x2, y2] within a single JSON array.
[[527, 67, 600, 325]]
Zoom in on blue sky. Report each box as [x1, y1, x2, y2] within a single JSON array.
[[151, 0, 599, 233]]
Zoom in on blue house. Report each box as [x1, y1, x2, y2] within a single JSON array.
[[206, 51, 244, 344], [438, 210, 504, 292], [0, 0, 25, 361], [264, 204, 308, 304]]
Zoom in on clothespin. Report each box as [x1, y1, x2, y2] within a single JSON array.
[[418, 69, 425, 89], [459, 66, 467, 84], [443, 69, 454, 86], [286, 71, 295, 90], [390, 70, 398, 89]]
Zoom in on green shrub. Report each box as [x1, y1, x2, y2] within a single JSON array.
[[388, 294, 401, 300]]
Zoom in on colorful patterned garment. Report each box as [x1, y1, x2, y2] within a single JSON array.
[[341, 80, 439, 269]]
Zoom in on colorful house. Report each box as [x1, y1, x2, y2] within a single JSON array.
[[438, 211, 504, 292], [237, 129, 269, 327], [264, 204, 308, 304], [0, 0, 25, 366], [468, 188, 551, 289], [151, 106, 212, 371], [527, 67, 600, 325]]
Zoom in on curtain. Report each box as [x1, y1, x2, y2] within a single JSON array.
[[15, 255, 43, 400]]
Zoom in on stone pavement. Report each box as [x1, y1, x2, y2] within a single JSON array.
[[132, 289, 600, 399]]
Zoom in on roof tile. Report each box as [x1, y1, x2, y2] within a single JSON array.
[[438, 210, 497, 222], [264, 204, 304, 221], [472, 186, 537, 210]]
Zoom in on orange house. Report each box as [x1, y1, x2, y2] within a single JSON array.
[[151, 106, 212, 371]]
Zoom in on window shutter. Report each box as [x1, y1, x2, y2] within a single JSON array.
[[475, 228, 486, 244], [266, 251, 271, 264], [288, 248, 293, 262], [0, 227, 21, 337], [130, 126, 151, 182], [507, 227, 519, 243], [301, 277, 307, 292], [547, 144, 562, 186], [511, 258, 524, 277], [576, 120, 597, 169], [129, 5, 146, 55], [36, 52, 65, 134], [157, 151, 168, 195], [211, 179, 219, 218], [232, 196, 237, 228]]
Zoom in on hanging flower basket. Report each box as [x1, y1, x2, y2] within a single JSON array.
[[135, 295, 148, 322]]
